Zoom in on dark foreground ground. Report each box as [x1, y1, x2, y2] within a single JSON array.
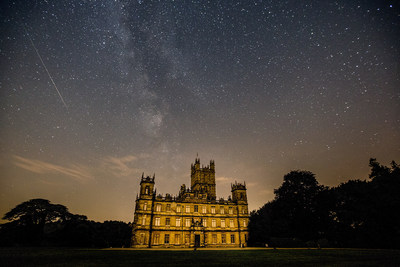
[[0, 247, 399, 266]]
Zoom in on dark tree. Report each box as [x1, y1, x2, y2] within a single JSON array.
[[1, 199, 86, 246], [273, 170, 325, 241], [248, 170, 326, 247]]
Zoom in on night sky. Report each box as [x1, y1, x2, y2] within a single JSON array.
[[0, 1, 399, 222]]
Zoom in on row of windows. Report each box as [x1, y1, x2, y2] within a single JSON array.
[[144, 233, 237, 245], [145, 217, 247, 228], [142, 203, 247, 214]]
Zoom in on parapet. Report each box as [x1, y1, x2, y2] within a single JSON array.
[[231, 181, 246, 191]]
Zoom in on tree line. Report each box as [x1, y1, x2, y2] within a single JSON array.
[[248, 158, 400, 249], [1, 158, 398, 248], [0, 199, 131, 247]]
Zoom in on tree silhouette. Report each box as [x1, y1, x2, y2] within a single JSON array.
[[249, 159, 400, 248]]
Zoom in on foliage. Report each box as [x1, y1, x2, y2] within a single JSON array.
[[0, 199, 131, 247], [249, 159, 400, 249]]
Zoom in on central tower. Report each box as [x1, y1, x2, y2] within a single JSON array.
[[190, 157, 216, 199]]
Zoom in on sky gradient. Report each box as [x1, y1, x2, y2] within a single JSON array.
[[0, 0, 399, 223]]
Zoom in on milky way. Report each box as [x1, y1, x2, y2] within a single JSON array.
[[0, 1, 399, 222]]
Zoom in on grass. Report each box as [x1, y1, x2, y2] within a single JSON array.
[[0, 247, 399, 266]]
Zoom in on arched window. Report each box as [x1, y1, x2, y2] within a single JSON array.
[[145, 186, 149, 194]]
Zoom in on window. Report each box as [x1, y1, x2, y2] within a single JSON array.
[[220, 206, 224, 214], [175, 234, 180, 245], [176, 218, 181, 227], [177, 205, 181, 212], [231, 234, 235, 244], [164, 234, 170, 244], [145, 186, 149, 194], [212, 219, 216, 228], [141, 215, 146, 225], [156, 204, 161, 212], [221, 219, 225, 228], [140, 233, 145, 244], [155, 217, 160, 226], [229, 207, 233, 214], [230, 219, 234, 228], [185, 205, 190, 213], [165, 218, 170, 226], [166, 204, 171, 211], [212, 234, 217, 244], [202, 206, 207, 213], [143, 202, 147, 211], [154, 234, 160, 245], [194, 205, 198, 212], [242, 207, 247, 214], [203, 219, 207, 227], [185, 234, 190, 244], [243, 219, 247, 227], [185, 218, 191, 227], [222, 234, 226, 244], [211, 206, 215, 214]]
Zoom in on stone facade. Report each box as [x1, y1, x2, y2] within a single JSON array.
[[131, 157, 249, 248]]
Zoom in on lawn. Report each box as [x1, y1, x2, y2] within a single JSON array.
[[0, 247, 399, 266]]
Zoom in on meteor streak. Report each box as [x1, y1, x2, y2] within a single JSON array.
[[23, 25, 68, 109]]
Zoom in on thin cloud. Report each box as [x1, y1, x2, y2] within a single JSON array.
[[216, 176, 235, 184], [102, 155, 139, 177], [13, 155, 92, 183]]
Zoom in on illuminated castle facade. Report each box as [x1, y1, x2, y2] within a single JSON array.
[[131, 157, 249, 248]]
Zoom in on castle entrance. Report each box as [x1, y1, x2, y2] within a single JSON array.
[[194, 235, 200, 247]]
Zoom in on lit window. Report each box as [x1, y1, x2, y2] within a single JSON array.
[[140, 233, 145, 244], [230, 219, 234, 228], [141, 215, 146, 225], [143, 202, 147, 211], [185, 234, 190, 244], [211, 206, 215, 214], [177, 205, 181, 212], [229, 207, 233, 214], [243, 219, 247, 227], [186, 205, 191, 213], [231, 234, 235, 244], [242, 207, 247, 214], [212, 234, 217, 244], [145, 186, 149, 194], [156, 204, 161, 212], [202, 206, 207, 213], [164, 234, 170, 244], [166, 204, 171, 211], [185, 218, 191, 227], [203, 219, 207, 227], [155, 217, 160, 226], [220, 206, 224, 214], [222, 234, 226, 244], [212, 219, 216, 228], [165, 218, 170, 226], [154, 234, 160, 245], [221, 219, 225, 228], [176, 218, 181, 227], [194, 205, 198, 212], [175, 234, 180, 245]]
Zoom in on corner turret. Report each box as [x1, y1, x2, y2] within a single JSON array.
[[139, 173, 155, 199], [231, 181, 247, 203]]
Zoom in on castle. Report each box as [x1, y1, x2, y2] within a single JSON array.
[[131, 157, 249, 248]]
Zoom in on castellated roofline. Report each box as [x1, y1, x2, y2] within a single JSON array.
[[140, 172, 155, 183], [231, 181, 247, 191]]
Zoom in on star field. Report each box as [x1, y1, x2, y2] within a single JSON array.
[[0, 0, 399, 222]]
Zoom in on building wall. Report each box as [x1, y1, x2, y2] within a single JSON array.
[[133, 199, 249, 248], [131, 159, 249, 248]]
